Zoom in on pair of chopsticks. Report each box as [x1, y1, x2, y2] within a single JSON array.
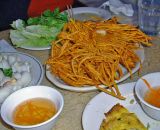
[[67, 5, 73, 20]]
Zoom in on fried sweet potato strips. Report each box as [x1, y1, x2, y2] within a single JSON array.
[[46, 17, 152, 99]]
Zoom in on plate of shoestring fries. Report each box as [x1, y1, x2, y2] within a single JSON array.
[[46, 17, 152, 99]]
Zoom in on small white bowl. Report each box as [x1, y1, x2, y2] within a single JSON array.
[[135, 72, 160, 120], [0, 86, 64, 130]]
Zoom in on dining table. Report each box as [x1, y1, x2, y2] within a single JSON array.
[[0, 15, 160, 130]]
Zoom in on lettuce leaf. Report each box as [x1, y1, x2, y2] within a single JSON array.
[[10, 25, 58, 47], [11, 19, 25, 30], [10, 8, 68, 48]]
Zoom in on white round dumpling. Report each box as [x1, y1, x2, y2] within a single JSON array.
[[24, 62, 31, 72], [13, 72, 21, 80], [12, 61, 30, 73], [8, 55, 17, 65], [11, 62, 22, 73], [19, 63, 30, 72], [16, 72, 32, 87]]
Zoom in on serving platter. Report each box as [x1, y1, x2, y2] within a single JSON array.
[[64, 7, 111, 21], [82, 82, 160, 130], [46, 47, 144, 92]]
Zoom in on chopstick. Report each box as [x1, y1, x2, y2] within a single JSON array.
[[67, 5, 73, 20]]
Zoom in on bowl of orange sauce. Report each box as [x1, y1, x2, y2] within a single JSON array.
[[0, 85, 64, 130], [135, 72, 160, 120]]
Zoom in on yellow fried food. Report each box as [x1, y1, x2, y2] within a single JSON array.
[[46, 17, 152, 99], [100, 103, 147, 130]]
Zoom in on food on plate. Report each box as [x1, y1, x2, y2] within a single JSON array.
[[100, 103, 147, 130], [10, 8, 68, 48], [13, 98, 57, 126], [46, 17, 152, 99], [0, 53, 31, 103]]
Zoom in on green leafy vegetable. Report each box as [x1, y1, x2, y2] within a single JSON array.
[[0, 68, 13, 77], [43, 9, 53, 17], [27, 8, 68, 27], [10, 8, 68, 47], [11, 19, 25, 30]]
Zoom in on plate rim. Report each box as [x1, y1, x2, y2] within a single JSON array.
[[70, 7, 111, 15], [19, 45, 51, 51], [63, 7, 111, 20]]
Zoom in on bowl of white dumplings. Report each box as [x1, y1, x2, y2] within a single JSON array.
[[0, 52, 44, 104]]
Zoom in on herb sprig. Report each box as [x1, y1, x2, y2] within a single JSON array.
[[0, 68, 13, 77], [27, 8, 68, 27]]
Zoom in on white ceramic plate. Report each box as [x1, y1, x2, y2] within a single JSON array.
[[20, 45, 51, 51], [64, 7, 111, 21], [46, 47, 144, 92], [82, 82, 160, 130], [0, 52, 44, 85]]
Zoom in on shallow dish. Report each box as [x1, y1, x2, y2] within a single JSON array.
[[82, 82, 160, 130], [64, 7, 111, 21], [135, 72, 160, 120], [46, 47, 144, 92], [0, 52, 44, 85]]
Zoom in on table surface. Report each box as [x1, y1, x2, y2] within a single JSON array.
[[0, 26, 160, 130]]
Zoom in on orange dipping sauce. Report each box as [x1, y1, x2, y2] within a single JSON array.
[[13, 98, 57, 126], [144, 86, 160, 108]]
